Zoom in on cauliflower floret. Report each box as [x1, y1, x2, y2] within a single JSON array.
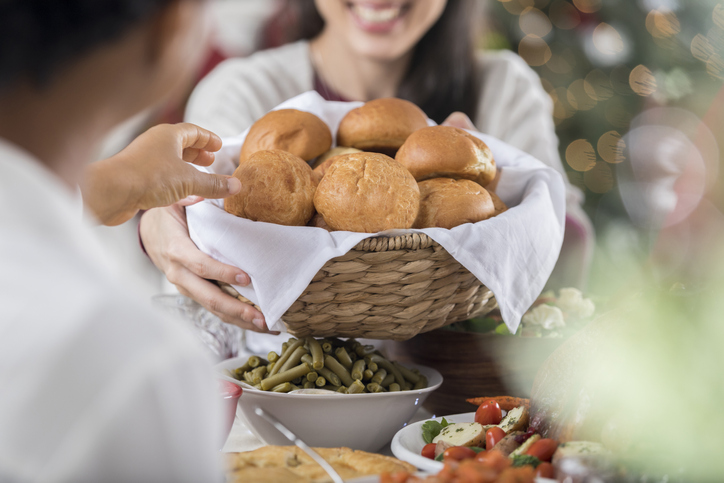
[[556, 287, 595, 319], [522, 304, 566, 330]]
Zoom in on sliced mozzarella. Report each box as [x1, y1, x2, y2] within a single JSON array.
[[432, 422, 486, 447]]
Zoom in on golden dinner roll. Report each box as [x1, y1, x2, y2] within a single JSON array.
[[488, 191, 508, 214], [413, 178, 496, 229], [240, 109, 332, 162], [337, 98, 428, 155], [395, 125, 496, 187], [313, 153, 347, 180], [225, 149, 316, 226], [314, 152, 420, 233], [312, 146, 362, 169]]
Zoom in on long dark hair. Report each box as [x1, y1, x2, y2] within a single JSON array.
[[271, 0, 481, 125], [0, 0, 174, 91]]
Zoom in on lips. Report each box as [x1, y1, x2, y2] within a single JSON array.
[[347, 2, 409, 32]]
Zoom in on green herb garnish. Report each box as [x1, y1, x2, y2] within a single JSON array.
[[511, 454, 541, 468], [421, 417, 450, 444]]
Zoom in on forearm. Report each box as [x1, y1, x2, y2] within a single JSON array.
[[81, 155, 143, 226]]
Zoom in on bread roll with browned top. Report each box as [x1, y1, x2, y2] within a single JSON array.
[[488, 191, 508, 214], [312, 146, 362, 169], [414, 178, 496, 229], [240, 109, 332, 162], [225, 149, 316, 226], [396, 126, 496, 187], [314, 152, 420, 233], [337, 98, 428, 155]]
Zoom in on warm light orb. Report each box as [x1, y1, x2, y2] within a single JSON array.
[[549, 0, 581, 30], [566, 139, 597, 172], [584, 69, 614, 101], [646, 9, 681, 38], [567, 79, 597, 111], [593, 23, 625, 56], [584, 161, 614, 194], [598, 131, 626, 164], [714, 4, 724, 29], [573, 0, 602, 14], [519, 7, 553, 38], [502, 0, 535, 15], [519, 35, 552, 66], [629, 65, 657, 97], [691, 34, 714, 62]]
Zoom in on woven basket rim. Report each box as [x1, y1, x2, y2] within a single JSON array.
[[352, 233, 437, 252]]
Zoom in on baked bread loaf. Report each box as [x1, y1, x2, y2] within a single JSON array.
[[226, 446, 416, 483], [396, 125, 497, 187], [225, 149, 316, 226], [240, 109, 332, 162], [337, 98, 428, 155], [312, 146, 362, 169], [314, 152, 420, 233], [414, 178, 496, 229], [489, 191, 508, 214]]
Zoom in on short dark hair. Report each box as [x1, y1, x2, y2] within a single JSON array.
[[0, 0, 175, 90], [280, 0, 481, 125]]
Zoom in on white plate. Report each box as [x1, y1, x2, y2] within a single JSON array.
[[390, 412, 476, 473], [390, 411, 555, 483]]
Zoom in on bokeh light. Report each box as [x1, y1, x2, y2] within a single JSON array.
[[518, 35, 552, 66], [598, 131, 625, 164], [584, 69, 614, 101], [584, 161, 614, 193], [501, 0, 535, 16], [629, 64, 657, 96], [566, 139, 597, 172], [548, 0, 581, 30], [646, 9, 681, 39], [519, 7, 553, 38], [567, 79, 597, 110], [593, 23, 625, 56], [572, 0, 601, 14]]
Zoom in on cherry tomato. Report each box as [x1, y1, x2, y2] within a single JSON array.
[[421, 443, 436, 460], [535, 462, 555, 478], [474, 449, 511, 472], [475, 400, 503, 425], [525, 438, 558, 462], [443, 446, 477, 461], [485, 426, 506, 451]]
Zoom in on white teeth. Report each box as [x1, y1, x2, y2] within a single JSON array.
[[352, 4, 403, 23]]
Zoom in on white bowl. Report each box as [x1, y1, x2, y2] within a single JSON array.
[[391, 412, 475, 473], [215, 357, 442, 452]]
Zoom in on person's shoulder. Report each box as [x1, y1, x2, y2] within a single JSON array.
[[186, 40, 313, 135], [204, 40, 312, 86]]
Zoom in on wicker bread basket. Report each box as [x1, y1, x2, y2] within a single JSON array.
[[219, 232, 497, 341]]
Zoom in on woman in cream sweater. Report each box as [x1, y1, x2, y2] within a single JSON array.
[[140, 0, 593, 332]]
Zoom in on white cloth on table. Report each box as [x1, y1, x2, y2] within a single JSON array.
[[0, 140, 222, 482], [186, 92, 566, 334]]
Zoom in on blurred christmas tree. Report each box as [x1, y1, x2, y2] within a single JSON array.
[[485, 0, 724, 231]]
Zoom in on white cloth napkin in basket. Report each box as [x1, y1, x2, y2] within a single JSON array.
[[186, 91, 565, 334]]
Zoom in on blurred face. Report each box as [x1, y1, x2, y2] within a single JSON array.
[[140, 0, 213, 111], [314, 0, 447, 61]]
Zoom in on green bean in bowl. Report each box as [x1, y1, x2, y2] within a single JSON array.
[[223, 337, 428, 394], [215, 338, 443, 452]]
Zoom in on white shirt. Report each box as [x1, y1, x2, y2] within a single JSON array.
[[0, 140, 222, 482]]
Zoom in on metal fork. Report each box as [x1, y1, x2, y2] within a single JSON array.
[[253, 406, 344, 483]]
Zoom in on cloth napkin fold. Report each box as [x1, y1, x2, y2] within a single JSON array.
[[187, 91, 565, 334]]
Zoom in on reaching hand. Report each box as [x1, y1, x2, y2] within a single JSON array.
[[82, 123, 241, 226], [139, 204, 278, 334]]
